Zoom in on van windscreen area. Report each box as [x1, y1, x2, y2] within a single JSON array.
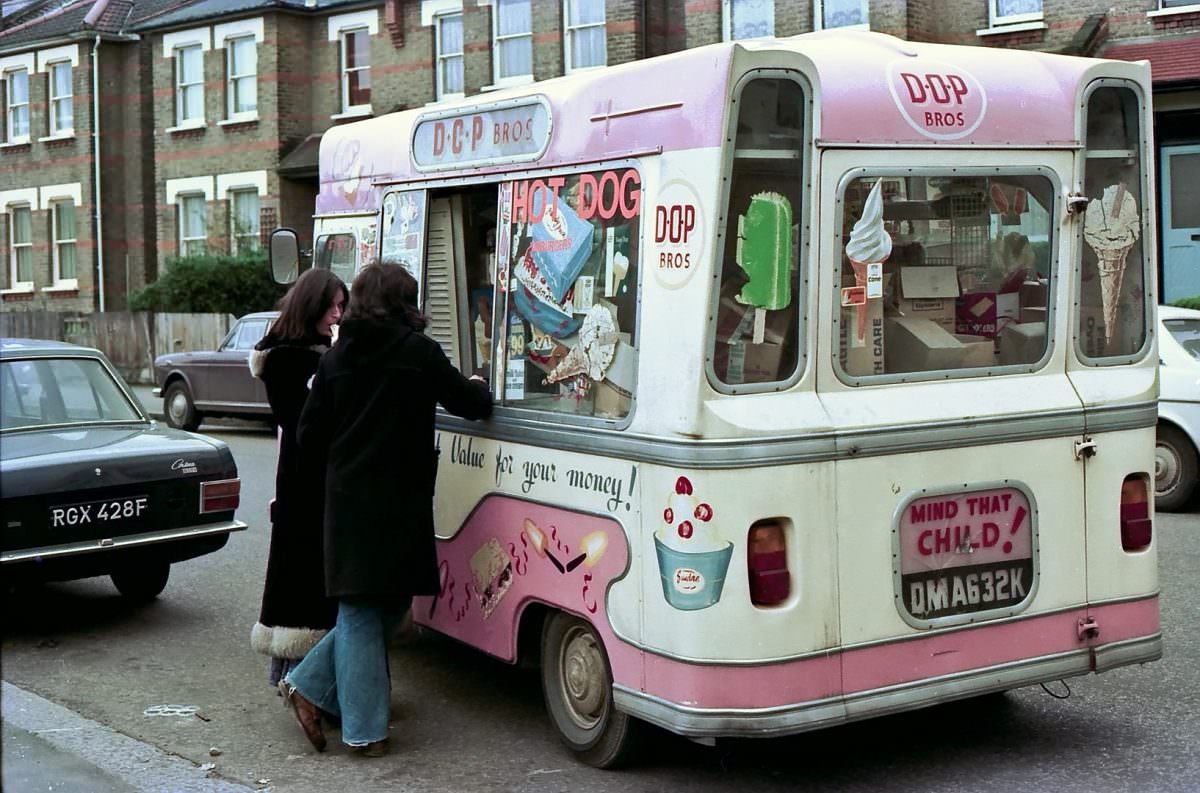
[[836, 173, 1056, 379]]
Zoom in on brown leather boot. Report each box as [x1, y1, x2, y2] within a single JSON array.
[[278, 681, 326, 752], [352, 739, 388, 758]]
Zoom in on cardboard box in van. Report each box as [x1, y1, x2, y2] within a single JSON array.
[[953, 334, 995, 368], [839, 300, 885, 376], [956, 291, 1019, 338], [999, 321, 1047, 365], [895, 266, 959, 333], [885, 316, 966, 373]]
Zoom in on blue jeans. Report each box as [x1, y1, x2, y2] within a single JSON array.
[[285, 598, 407, 746]]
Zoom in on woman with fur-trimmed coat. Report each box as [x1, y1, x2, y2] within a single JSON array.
[[249, 268, 348, 686]]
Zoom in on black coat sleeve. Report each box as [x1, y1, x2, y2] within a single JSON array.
[[296, 359, 335, 460], [262, 350, 317, 434], [426, 338, 493, 421]]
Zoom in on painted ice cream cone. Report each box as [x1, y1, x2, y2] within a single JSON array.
[[1083, 184, 1140, 352], [845, 180, 892, 342]]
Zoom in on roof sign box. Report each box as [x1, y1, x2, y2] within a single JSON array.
[[412, 97, 552, 171]]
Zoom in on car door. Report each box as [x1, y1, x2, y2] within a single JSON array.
[[206, 317, 267, 406]]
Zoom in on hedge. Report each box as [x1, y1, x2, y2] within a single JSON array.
[[130, 253, 285, 317], [1171, 296, 1200, 311]]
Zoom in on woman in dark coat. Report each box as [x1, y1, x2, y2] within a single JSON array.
[[249, 268, 347, 687], [279, 263, 492, 757]]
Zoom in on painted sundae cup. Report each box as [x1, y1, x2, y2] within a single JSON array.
[[653, 476, 732, 611]]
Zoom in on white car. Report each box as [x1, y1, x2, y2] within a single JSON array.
[[1156, 305, 1200, 511]]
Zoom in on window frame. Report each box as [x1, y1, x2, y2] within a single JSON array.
[[178, 193, 208, 257], [707, 70, 813, 395], [723, 0, 776, 40], [829, 165, 1063, 387], [813, 0, 870, 31], [51, 199, 77, 285], [988, 0, 1044, 28], [47, 60, 73, 136], [435, 11, 465, 100], [225, 35, 257, 120], [339, 26, 372, 115], [229, 188, 260, 254], [1074, 78, 1154, 368], [492, 0, 534, 86], [563, 0, 607, 73], [8, 203, 34, 289], [174, 44, 205, 127], [4, 67, 30, 143]]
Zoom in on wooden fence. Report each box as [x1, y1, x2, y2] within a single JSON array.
[[0, 311, 234, 384]]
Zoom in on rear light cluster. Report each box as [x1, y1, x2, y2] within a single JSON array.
[[200, 478, 241, 514], [1119, 475, 1152, 552], [747, 519, 790, 606]]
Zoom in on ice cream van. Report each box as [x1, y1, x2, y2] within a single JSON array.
[[270, 30, 1161, 767]]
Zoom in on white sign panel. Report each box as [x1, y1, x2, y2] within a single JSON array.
[[413, 98, 551, 171]]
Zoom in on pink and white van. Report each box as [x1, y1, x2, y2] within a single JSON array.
[[271, 30, 1161, 767]]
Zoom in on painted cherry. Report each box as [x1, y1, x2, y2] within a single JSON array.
[[675, 476, 693, 496], [694, 503, 713, 521], [663, 507, 674, 523], [677, 520, 694, 539]]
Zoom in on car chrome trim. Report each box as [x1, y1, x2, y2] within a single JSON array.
[[0, 418, 149, 435], [613, 634, 1162, 738], [0, 520, 248, 563], [193, 400, 271, 412], [439, 402, 1155, 468]]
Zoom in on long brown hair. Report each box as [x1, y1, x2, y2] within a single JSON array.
[[264, 268, 348, 344], [344, 263, 427, 331]]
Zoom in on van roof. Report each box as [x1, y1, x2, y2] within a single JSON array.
[[315, 31, 1147, 214]]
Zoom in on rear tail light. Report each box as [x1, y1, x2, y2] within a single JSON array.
[[1119, 475, 1151, 551], [200, 478, 241, 514], [747, 519, 790, 606]]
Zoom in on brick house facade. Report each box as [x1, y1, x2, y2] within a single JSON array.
[[2, 0, 1197, 314]]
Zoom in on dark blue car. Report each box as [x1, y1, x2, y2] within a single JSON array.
[[1, 339, 247, 600]]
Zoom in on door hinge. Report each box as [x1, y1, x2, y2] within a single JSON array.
[[1077, 616, 1100, 640], [1074, 437, 1098, 460], [1066, 192, 1090, 214]]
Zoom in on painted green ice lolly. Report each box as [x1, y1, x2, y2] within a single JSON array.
[[736, 191, 793, 310]]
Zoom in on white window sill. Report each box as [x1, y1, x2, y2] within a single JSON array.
[[0, 285, 34, 295], [481, 75, 535, 92], [166, 121, 207, 133], [42, 282, 79, 293], [332, 107, 373, 121], [39, 132, 75, 142], [430, 93, 465, 105], [814, 22, 870, 33], [564, 64, 606, 75], [1147, 4, 1200, 17], [977, 20, 1047, 36], [219, 115, 259, 126], [0, 138, 32, 148]]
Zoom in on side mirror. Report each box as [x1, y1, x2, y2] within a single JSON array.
[[269, 228, 301, 285]]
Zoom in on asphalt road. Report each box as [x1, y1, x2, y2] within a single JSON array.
[[3, 426, 1199, 793]]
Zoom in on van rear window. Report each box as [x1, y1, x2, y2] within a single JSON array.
[[835, 172, 1056, 379]]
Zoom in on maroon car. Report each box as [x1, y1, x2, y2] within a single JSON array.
[[152, 312, 277, 430]]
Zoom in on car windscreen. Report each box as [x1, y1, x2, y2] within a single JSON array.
[[1, 357, 142, 431], [1164, 318, 1200, 362]]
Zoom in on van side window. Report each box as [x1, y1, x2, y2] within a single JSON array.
[[496, 167, 641, 419], [835, 173, 1056, 378], [314, 233, 356, 284], [713, 77, 805, 388], [1079, 85, 1148, 361]]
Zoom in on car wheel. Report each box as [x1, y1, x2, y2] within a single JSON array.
[[164, 381, 202, 431], [1155, 423, 1198, 511], [111, 560, 170, 601], [541, 612, 641, 768]]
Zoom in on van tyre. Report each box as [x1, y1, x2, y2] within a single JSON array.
[[111, 560, 170, 601], [1155, 423, 1197, 511], [164, 381, 202, 431], [541, 612, 640, 768]]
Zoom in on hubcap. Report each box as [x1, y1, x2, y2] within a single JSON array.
[[559, 625, 606, 730], [169, 392, 189, 424], [1155, 442, 1179, 496]]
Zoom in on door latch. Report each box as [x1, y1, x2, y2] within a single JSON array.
[[1078, 616, 1100, 640], [1074, 437, 1098, 460], [1066, 193, 1090, 214]]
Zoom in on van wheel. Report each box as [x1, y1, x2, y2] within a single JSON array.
[[1155, 424, 1197, 511], [541, 612, 640, 768], [164, 381, 202, 431], [111, 560, 170, 602]]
